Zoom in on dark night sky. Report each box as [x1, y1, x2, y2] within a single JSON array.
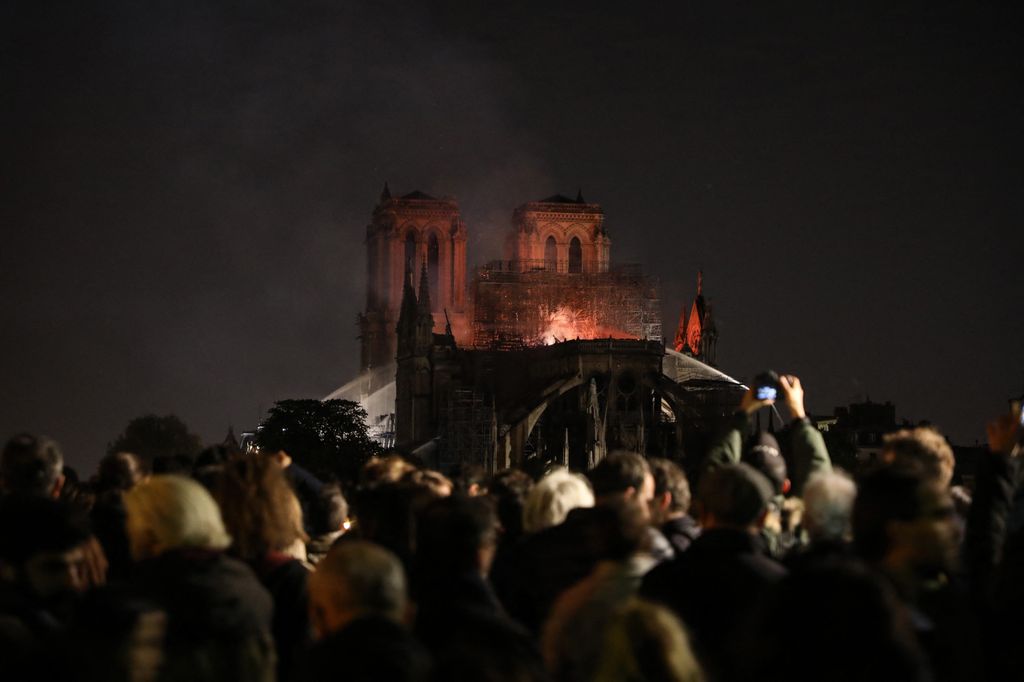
[[3, 1, 1022, 473]]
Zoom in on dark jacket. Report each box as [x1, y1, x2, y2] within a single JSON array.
[[640, 527, 786, 677], [297, 616, 431, 682], [253, 553, 310, 682], [415, 571, 546, 681], [661, 513, 701, 555], [285, 463, 324, 536], [495, 506, 620, 635], [0, 582, 66, 681], [963, 450, 1023, 681], [130, 549, 275, 682], [705, 412, 831, 496]]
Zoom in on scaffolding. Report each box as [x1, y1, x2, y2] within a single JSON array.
[[442, 388, 495, 472], [471, 261, 662, 349]]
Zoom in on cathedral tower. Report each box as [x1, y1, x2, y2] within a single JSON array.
[[359, 185, 468, 369], [505, 191, 610, 273]]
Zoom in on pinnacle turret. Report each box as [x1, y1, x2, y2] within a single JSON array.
[[397, 264, 417, 330], [417, 260, 432, 314]]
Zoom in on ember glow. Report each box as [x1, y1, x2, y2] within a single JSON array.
[[537, 306, 636, 345], [538, 306, 597, 345]]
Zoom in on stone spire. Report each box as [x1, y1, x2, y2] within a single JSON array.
[[397, 263, 417, 336], [417, 260, 432, 315], [380, 181, 392, 202], [684, 270, 707, 357]]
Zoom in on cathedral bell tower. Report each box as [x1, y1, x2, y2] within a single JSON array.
[[506, 191, 610, 273], [359, 185, 468, 370]]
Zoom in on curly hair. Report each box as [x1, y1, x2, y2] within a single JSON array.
[[212, 455, 306, 562], [882, 427, 954, 488]]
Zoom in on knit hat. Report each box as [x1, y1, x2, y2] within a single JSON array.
[[743, 431, 787, 495]]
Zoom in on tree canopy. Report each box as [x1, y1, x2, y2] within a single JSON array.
[[254, 399, 380, 486], [107, 414, 203, 464]]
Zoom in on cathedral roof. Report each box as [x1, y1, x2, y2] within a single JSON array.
[[538, 193, 582, 204], [401, 190, 437, 200]]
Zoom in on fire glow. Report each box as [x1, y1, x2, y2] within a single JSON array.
[[537, 306, 635, 345]]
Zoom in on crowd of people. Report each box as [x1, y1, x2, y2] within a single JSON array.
[[0, 375, 1021, 681]]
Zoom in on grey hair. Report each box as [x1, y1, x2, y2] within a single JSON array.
[[523, 467, 595, 534], [802, 471, 857, 543]]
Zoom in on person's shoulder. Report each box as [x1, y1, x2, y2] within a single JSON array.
[[304, 617, 431, 681], [639, 551, 691, 599], [740, 550, 787, 582]]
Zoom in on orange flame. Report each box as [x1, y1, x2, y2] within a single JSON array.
[[537, 306, 635, 345]]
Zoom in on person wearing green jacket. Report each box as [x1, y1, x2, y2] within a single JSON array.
[[704, 374, 832, 497]]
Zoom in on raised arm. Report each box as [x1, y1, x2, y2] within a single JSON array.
[[778, 375, 831, 496], [705, 387, 773, 472]]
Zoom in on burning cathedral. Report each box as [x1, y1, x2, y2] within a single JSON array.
[[327, 186, 743, 473]]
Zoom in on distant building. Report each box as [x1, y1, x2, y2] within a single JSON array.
[[332, 187, 741, 472]]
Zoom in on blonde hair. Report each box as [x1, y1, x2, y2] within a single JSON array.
[[523, 467, 595, 534], [124, 475, 231, 557], [594, 598, 703, 682]]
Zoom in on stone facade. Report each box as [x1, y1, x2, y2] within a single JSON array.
[[505, 193, 611, 274], [359, 185, 469, 370]]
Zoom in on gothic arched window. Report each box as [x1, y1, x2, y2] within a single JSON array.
[[568, 237, 582, 273], [427, 233, 440, 310], [404, 232, 416, 273], [544, 236, 557, 271]]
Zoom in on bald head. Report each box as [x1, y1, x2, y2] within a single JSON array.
[[308, 540, 407, 638]]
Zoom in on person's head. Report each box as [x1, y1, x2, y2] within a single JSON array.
[[415, 494, 499, 580], [350, 474, 448, 568], [0, 495, 93, 601], [308, 484, 349, 537], [359, 454, 415, 489], [742, 431, 789, 495], [450, 462, 488, 496], [582, 498, 652, 562], [308, 540, 407, 638], [400, 468, 453, 498], [695, 464, 774, 531], [853, 465, 959, 575], [211, 455, 307, 562], [592, 598, 702, 682], [96, 451, 144, 494], [522, 467, 594, 534], [123, 475, 232, 560], [1, 433, 65, 498], [588, 451, 654, 511], [647, 458, 692, 525], [803, 471, 857, 543], [881, 427, 955, 488], [193, 444, 231, 471], [150, 454, 194, 476], [487, 468, 533, 542]]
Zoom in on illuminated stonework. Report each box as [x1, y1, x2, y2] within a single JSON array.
[[358, 185, 469, 370]]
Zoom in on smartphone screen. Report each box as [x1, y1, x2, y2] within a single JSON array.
[[756, 386, 777, 401]]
